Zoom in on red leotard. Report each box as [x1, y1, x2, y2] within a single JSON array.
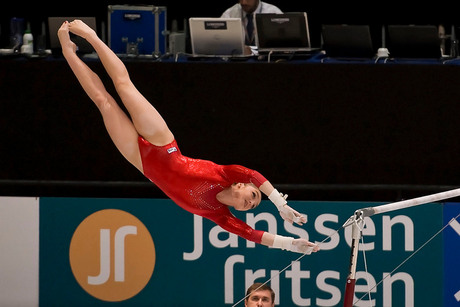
[[138, 136, 268, 244]]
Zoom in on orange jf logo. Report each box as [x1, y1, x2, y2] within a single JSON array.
[[69, 209, 155, 302]]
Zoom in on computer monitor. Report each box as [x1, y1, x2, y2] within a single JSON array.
[[321, 24, 375, 58], [188, 17, 245, 56], [255, 12, 314, 53], [386, 25, 442, 58]]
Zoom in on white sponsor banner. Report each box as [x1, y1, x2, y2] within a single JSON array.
[[0, 197, 39, 307]]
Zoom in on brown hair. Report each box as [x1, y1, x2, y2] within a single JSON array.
[[245, 282, 275, 302]]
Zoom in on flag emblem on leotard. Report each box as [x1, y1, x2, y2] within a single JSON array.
[[167, 147, 177, 154]]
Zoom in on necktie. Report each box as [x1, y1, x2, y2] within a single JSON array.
[[246, 13, 254, 45]]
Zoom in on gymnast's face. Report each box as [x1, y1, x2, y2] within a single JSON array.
[[231, 183, 262, 211]]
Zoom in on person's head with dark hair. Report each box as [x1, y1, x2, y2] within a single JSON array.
[[245, 282, 275, 307], [238, 0, 260, 14]]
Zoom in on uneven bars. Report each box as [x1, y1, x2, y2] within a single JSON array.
[[358, 187, 460, 217], [343, 187, 460, 307]]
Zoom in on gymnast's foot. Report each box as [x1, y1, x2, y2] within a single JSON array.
[[57, 21, 77, 55], [67, 19, 97, 42]]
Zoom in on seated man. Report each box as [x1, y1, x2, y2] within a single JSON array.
[[221, 0, 282, 46]]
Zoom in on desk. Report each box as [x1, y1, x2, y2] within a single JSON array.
[[2, 56, 460, 200], [173, 50, 460, 65]]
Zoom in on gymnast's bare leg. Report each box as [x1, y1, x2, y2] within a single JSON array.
[[57, 20, 174, 173]]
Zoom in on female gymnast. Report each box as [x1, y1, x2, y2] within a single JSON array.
[[58, 20, 319, 254]]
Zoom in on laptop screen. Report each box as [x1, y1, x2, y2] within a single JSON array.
[[321, 24, 375, 58], [189, 18, 245, 56], [386, 25, 441, 58], [48, 17, 97, 54], [255, 12, 312, 52]]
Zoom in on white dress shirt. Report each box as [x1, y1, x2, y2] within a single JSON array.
[[221, 1, 283, 46]]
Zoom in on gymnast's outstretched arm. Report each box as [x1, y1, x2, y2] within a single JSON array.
[[259, 181, 307, 225]]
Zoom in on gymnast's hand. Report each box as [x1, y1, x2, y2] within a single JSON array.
[[279, 203, 307, 226], [291, 239, 320, 254], [267, 188, 307, 226]]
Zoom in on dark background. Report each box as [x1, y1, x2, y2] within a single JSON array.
[[1, 1, 459, 50], [2, 1, 460, 202], [2, 59, 460, 201]]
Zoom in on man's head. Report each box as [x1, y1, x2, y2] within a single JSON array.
[[245, 282, 275, 307], [239, 0, 260, 14]]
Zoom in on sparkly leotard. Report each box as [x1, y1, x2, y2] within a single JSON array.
[[138, 136, 268, 243]]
